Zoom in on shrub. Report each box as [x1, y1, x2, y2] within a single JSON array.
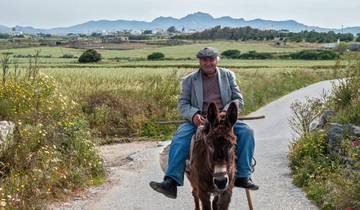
[[147, 52, 165, 60], [290, 50, 339, 60], [289, 56, 360, 210], [239, 51, 273, 59], [78, 49, 101, 63], [0, 55, 105, 209], [221, 49, 241, 59], [289, 97, 325, 136], [60, 54, 75, 59]]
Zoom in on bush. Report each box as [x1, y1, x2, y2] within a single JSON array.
[[0, 33, 10, 39], [329, 56, 360, 124], [290, 50, 339, 60], [289, 97, 325, 136], [60, 54, 75, 59], [289, 56, 360, 210], [147, 52, 165, 60], [0, 55, 105, 209], [221, 49, 241, 59], [78, 49, 101, 63], [239, 51, 273, 59]]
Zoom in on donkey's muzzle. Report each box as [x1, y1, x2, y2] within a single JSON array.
[[213, 176, 228, 190], [213, 164, 229, 191]]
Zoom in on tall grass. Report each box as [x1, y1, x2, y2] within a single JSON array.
[[289, 53, 360, 210], [37, 66, 337, 142], [0, 55, 106, 209]]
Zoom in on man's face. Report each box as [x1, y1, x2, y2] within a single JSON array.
[[199, 57, 218, 74]]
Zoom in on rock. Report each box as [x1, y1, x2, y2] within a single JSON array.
[[326, 123, 360, 165], [327, 123, 344, 148], [320, 110, 336, 125], [350, 124, 360, 136], [0, 121, 15, 146], [309, 110, 336, 132]]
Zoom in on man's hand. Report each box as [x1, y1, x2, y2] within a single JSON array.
[[192, 113, 205, 127]]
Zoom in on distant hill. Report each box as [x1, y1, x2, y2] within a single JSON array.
[[1, 12, 359, 35]]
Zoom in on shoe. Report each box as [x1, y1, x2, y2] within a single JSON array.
[[234, 177, 259, 190], [149, 177, 177, 199]]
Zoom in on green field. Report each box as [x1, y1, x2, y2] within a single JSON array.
[[0, 41, 323, 63], [0, 40, 344, 209], [1, 40, 342, 139]]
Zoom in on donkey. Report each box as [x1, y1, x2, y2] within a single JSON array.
[[186, 102, 238, 210]]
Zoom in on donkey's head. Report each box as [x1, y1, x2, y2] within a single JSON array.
[[204, 102, 237, 191]]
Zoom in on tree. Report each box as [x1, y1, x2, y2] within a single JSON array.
[[356, 33, 360, 42], [167, 26, 177, 33], [78, 49, 101, 63], [143, 30, 152, 35], [147, 52, 165, 60]]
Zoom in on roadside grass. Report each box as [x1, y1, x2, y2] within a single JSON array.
[[0, 61, 106, 209], [0, 42, 348, 209], [289, 53, 360, 210], [35, 66, 337, 142]]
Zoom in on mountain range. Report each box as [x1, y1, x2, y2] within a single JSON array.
[[1, 12, 359, 35]]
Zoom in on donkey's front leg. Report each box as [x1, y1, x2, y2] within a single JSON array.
[[198, 191, 211, 210], [217, 190, 232, 210], [192, 189, 200, 210], [212, 195, 219, 210]]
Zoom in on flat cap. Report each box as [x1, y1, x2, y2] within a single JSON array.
[[196, 47, 219, 59]]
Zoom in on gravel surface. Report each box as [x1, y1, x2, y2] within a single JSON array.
[[50, 80, 335, 210]]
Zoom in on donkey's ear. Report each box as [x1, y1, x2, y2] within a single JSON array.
[[226, 102, 238, 127], [207, 103, 218, 127]]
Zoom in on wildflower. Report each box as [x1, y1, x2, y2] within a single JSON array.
[[352, 139, 359, 147], [0, 201, 6, 207]]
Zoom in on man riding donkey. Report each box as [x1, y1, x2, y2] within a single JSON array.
[[149, 47, 259, 199]]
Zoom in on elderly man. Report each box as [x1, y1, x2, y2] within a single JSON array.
[[149, 47, 258, 199]]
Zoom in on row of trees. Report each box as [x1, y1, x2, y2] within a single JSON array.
[[173, 26, 358, 43]]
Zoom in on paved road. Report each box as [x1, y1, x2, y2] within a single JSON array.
[[60, 80, 335, 210]]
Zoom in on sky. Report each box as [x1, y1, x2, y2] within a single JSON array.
[[1, 0, 359, 29]]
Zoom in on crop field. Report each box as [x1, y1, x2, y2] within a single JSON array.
[[1, 40, 341, 139]]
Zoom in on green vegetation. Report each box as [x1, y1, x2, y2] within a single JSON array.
[[78, 49, 101, 63], [147, 52, 165, 60], [0, 34, 10, 39], [289, 50, 339, 60], [34, 66, 335, 142], [238, 50, 273, 59], [174, 25, 355, 43], [221, 49, 241, 58], [0, 41, 321, 63], [220, 49, 338, 60], [0, 54, 105, 209], [1, 37, 357, 208], [0, 41, 343, 142], [289, 54, 360, 210]]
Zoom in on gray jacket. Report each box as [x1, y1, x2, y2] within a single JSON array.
[[178, 67, 244, 121]]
